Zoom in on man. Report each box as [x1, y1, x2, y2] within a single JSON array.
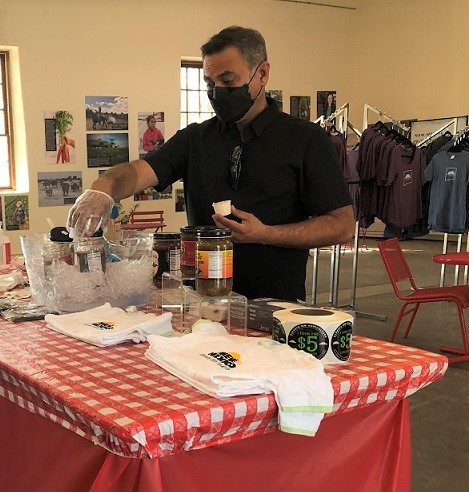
[[68, 26, 354, 301]]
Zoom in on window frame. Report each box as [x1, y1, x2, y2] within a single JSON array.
[[0, 51, 15, 190], [180, 59, 214, 129]]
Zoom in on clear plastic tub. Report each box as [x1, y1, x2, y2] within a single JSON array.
[[20, 231, 154, 312]]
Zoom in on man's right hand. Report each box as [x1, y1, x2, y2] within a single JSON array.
[[67, 189, 114, 237]]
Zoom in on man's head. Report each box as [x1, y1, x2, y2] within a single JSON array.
[[146, 115, 157, 129], [201, 26, 270, 126], [201, 26, 267, 70]]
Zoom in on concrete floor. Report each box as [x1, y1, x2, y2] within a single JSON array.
[[305, 238, 469, 492]]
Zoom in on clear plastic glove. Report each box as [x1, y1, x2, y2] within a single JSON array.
[[67, 189, 114, 237]]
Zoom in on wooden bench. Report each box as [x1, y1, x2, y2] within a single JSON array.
[[120, 210, 166, 232]]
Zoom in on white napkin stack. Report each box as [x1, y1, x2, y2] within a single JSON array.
[[45, 303, 173, 347], [145, 323, 333, 437]]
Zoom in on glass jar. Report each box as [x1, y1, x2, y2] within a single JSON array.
[[42, 241, 74, 279], [196, 228, 233, 296], [180, 226, 206, 278], [153, 232, 181, 283], [74, 236, 106, 273]]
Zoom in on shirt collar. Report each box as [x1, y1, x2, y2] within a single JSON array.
[[217, 97, 279, 138]]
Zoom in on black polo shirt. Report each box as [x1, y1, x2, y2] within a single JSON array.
[[144, 98, 352, 300]]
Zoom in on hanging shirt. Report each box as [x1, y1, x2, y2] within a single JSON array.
[[384, 145, 424, 228], [425, 151, 469, 233]]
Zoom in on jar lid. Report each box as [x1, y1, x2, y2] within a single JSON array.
[[180, 226, 207, 234], [154, 232, 181, 240], [196, 227, 231, 238]]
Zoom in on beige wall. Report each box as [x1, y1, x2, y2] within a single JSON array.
[[349, 0, 469, 125], [0, 0, 467, 253]]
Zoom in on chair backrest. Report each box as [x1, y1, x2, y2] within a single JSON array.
[[130, 210, 164, 224], [378, 238, 418, 299]]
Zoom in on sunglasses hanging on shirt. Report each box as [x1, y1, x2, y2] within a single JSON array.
[[229, 144, 243, 190]]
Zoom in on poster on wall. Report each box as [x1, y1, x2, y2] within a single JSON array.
[[4, 195, 29, 231], [138, 112, 165, 159], [134, 185, 172, 201], [87, 133, 129, 167], [175, 189, 185, 212], [290, 96, 311, 121], [85, 96, 129, 131], [317, 91, 337, 119], [43, 110, 76, 164], [266, 90, 283, 111], [410, 116, 468, 144], [37, 171, 82, 207]]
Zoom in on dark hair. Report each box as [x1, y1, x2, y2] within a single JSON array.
[[200, 26, 267, 69], [146, 115, 156, 124]]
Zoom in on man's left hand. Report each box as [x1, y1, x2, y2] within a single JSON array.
[[212, 206, 269, 244]]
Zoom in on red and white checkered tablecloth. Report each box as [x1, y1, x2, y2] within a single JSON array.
[[0, 318, 447, 459]]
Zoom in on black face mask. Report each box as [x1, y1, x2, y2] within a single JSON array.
[[207, 64, 262, 124]]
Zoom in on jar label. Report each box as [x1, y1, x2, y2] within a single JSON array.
[[197, 250, 233, 279], [169, 249, 181, 271], [181, 240, 196, 267], [86, 252, 104, 273]]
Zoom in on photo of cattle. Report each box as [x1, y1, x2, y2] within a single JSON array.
[[37, 171, 82, 207], [85, 96, 128, 131], [86, 133, 129, 167]]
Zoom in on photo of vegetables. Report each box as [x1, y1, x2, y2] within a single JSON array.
[[43, 110, 76, 164]]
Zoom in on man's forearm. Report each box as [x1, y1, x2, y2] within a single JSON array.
[[261, 206, 355, 249], [90, 160, 157, 202]]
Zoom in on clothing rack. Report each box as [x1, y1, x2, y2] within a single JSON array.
[[347, 121, 362, 139], [363, 103, 410, 135], [416, 118, 457, 148], [310, 107, 386, 320], [310, 104, 349, 307], [324, 102, 349, 133]]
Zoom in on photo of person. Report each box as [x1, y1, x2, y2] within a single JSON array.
[[85, 96, 129, 131], [290, 96, 311, 121], [175, 189, 185, 212], [43, 110, 76, 164], [317, 91, 337, 119], [4, 195, 29, 231], [37, 171, 82, 207], [266, 89, 283, 111], [138, 112, 165, 159]]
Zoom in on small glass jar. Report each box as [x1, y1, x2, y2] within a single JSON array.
[[74, 236, 106, 273], [180, 226, 206, 278], [42, 241, 74, 279], [153, 232, 181, 283], [196, 228, 233, 296]]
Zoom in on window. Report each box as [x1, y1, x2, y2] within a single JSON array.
[[180, 60, 214, 129], [0, 51, 14, 189]]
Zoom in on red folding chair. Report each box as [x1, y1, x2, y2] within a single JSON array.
[[378, 238, 469, 363]]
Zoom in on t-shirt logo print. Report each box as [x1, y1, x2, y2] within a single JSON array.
[[87, 321, 115, 330], [403, 170, 413, 186], [201, 351, 241, 370], [445, 167, 457, 181]]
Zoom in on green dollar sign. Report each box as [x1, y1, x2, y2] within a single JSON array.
[[298, 336, 306, 350], [340, 335, 346, 349]]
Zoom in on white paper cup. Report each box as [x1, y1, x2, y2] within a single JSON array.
[[212, 200, 231, 216]]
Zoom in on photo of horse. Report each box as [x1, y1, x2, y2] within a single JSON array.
[[37, 171, 83, 207], [85, 95, 128, 131]]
